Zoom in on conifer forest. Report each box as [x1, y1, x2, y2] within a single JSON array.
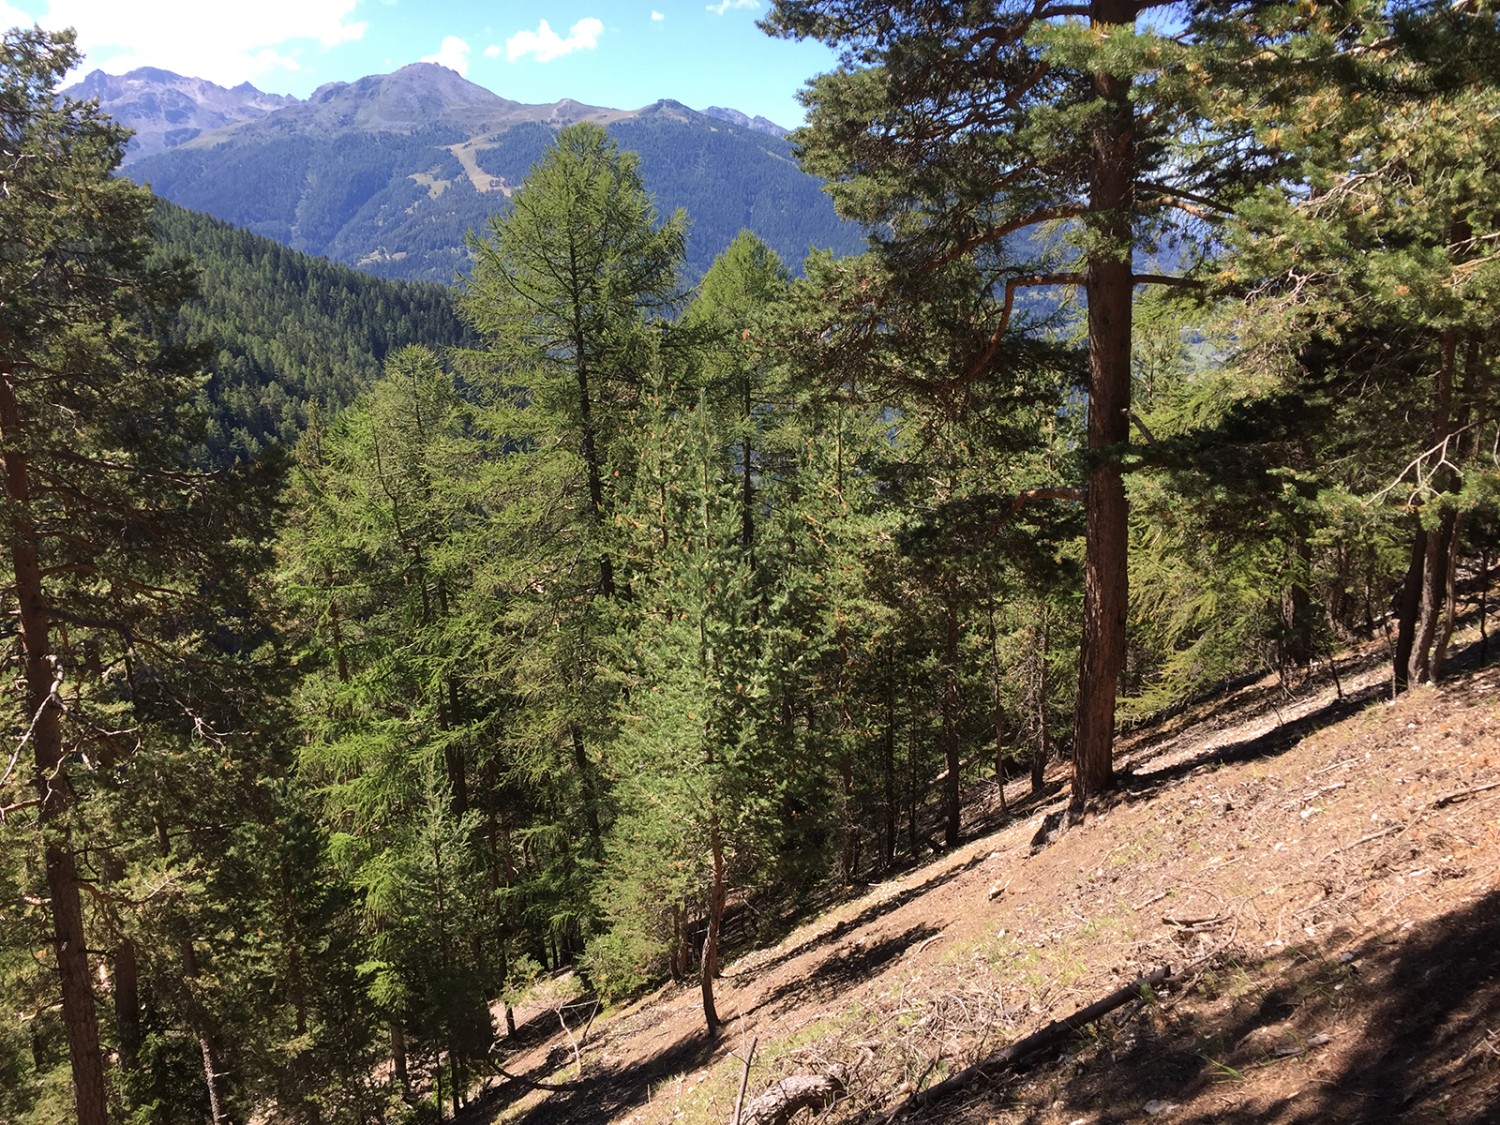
[[4, 3, 1500, 1122]]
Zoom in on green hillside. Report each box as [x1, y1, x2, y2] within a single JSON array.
[[153, 198, 469, 463]]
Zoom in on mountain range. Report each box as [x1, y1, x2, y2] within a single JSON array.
[[71, 64, 864, 284]]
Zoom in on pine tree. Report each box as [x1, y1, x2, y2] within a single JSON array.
[[1196, 0, 1500, 692], [763, 0, 1224, 809], [0, 27, 275, 1123]]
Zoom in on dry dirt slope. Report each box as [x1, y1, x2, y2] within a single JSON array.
[[467, 633, 1500, 1125]]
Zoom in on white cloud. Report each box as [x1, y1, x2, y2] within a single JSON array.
[[21, 0, 367, 86], [0, 2, 34, 28], [504, 16, 602, 63], [650, 10, 665, 20], [421, 34, 471, 75], [706, 0, 759, 13], [482, 43, 501, 59]]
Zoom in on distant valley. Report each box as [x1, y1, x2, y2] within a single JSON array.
[[72, 63, 864, 283]]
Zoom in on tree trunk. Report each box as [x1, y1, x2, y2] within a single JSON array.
[[47, 841, 109, 1125], [105, 853, 143, 1075], [179, 938, 229, 1125], [1433, 512, 1464, 680], [573, 347, 615, 598], [1282, 526, 1315, 672], [1033, 614, 1052, 797], [1408, 328, 1460, 686], [443, 678, 469, 817], [882, 671, 897, 871], [906, 720, 920, 859], [700, 811, 727, 1034], [1073, 0, 1137, 810], [392, 1020, 410, 1094], [569, 724, 603, 855], [1410, 509, 1456, 686], [985, 603, 1009, 815], [1480, 549, 1490, 661], [2, 366, 110, 1125], [942, 597, 962, 848], [1437, 332, 1485, 678], [742, 377, 755, 565], [1393, 521, 1427, 694]]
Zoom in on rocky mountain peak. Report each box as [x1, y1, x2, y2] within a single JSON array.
[[702, 105, 789, 138], [66, 67, 297, 163]]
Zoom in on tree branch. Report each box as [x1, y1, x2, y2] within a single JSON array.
[[1010, 486, 1083, 517], [962, 272, 1084, 385], [1133, 273, 1201, 289]]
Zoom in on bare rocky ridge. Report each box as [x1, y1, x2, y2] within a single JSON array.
[[70, 64, 786, 163], [68, 67, 295, 161]]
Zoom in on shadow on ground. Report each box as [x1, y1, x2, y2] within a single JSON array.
[[739, 922, 944, 1019], [728, 852, 988, 987], [1116, 677, 1388, 798], [952, 889, 1500, 1123], [465, 1024, 719, 1125], [1116, 632, 1495, 808]]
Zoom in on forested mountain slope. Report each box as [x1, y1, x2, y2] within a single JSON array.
[[10, 3, 1500, 1122], [83, 63, 863, 283], [475, 632, 1500, 1125], [153, 199, 468, 463]]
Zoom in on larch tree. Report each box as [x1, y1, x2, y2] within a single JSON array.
[[280, 344, 496, 1099], [0, 27, 264, 1123], [462, 121, 685, 604], [457, 124, 687, 952]]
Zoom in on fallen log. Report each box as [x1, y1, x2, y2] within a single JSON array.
[[739, 1066, 846, 1125], [879, 966, 1171, 1121]]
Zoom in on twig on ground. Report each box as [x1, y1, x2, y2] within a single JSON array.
[[1322, 824, 1403, 860], [1434, 780, 1500, 808], [732, 1036, 758, 1125]]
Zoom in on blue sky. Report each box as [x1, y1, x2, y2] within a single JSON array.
[[0, 1, 840, 128]]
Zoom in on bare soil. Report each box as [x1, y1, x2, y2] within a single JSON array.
[[462, 625, 1500, 1125]]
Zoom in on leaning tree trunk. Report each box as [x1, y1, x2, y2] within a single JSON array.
[[1073, 0, 1137, 810]]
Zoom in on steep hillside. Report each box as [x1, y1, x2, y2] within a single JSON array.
[[154, 199, 468, 464], [82, 64, 864, 284], [466, 624, 1500, 1124]]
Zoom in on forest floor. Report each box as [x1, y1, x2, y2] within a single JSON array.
[[460, 621, 1500, 1125]]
